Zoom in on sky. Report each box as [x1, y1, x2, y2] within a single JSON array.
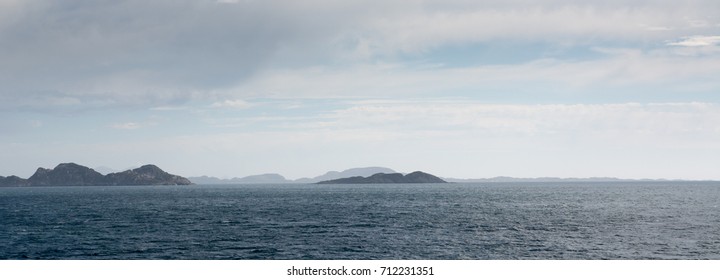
[[2, 0, 720, 180]]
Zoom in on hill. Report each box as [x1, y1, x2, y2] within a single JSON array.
[[0, 163, 191, 187], [317, 171, 447, 184], [295, 167, 397, 183]]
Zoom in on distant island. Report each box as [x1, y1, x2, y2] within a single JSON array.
[[189, 166, 695, 185], [442, 176, 686, 182], [317, 171, 447, 184], [189, 173, 291, 184], [0, 163, 192, 187], [189, 167, 396, 184]]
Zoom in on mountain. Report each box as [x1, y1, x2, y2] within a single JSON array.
[[0, 163, 192, 187], [189, 173, 290, 184], [28, 163, 108, 186], [317, 171, 447, 184], [105, 165, 192, 185], [295, 167, 397, 183]]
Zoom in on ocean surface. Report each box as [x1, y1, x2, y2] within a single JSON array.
[[1, 182, 719, 259]]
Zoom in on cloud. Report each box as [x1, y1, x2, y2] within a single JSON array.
[[668, 35, 720, 47], [196, 100, 720, 148], [210, 99, 253, 109], [111, 118, 161, 130], [320, 102, 720, 139], [150, 106, 189, 111], [0, 0, 361, 111], [228, 47, 720, 101], [338, 1, 720, 57], [2, 1, 718, 101], [354, 8, 652, 55], [111, 122, 142, 130]]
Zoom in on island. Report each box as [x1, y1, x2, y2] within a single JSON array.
[[316, 171, 447, 184], [189, 166, 397, 184], [0, 163, 192, 187]]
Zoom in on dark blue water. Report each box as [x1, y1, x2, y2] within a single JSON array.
[[1, 182, 719, 259]]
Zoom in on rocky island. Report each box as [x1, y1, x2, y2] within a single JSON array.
[[0, 163, 192, 187], [317, 171, 447, 184]]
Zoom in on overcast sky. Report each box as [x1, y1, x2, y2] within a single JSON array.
[[2, 0, 720, 179]]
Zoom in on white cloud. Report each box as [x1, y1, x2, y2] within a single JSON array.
[[337, 1, 720, 57], [110, 117, 162, 130], [321, 102, 720, 139], [668, 35, 720, 47], [197, 100, 720, 152], [643, 25, 673, 31], [111, 122, 142, 130], [210, 99, 253, 109], [3, 1, 720, 112], [150, 106, 189, 111], [229, 47, 720, 100], [356, 8, 657, 55]]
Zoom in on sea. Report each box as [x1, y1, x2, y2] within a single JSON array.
[[1, 182, 719, 260]]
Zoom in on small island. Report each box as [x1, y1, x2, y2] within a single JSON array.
[[317, 171, 447, 184], [0, 163, 192, 187]]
